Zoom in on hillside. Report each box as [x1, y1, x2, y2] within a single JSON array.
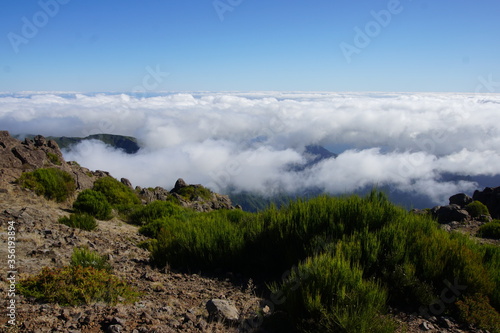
[[16, 134, 140, 154], [0, 131, 499, 333]]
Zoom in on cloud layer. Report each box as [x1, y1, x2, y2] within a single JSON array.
[[1, 91, 499, 206]]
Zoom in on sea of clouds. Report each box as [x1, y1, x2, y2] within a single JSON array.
[[1, 91, 499, 207]]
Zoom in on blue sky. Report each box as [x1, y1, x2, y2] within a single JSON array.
[[1, 0, 499, 92]]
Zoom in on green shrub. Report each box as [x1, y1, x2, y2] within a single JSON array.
[[73, 189, 112, 220], [478, 220, 500, 239], [456, 294, 500, 333], [137, 239, 158, 252], [18, 266, 138, 306], [269, 252, 395, 333], [176, 185, 212, 200], [150, 209, 249, 269], [146, 191, 500, 331], [92, 176, 141, 208], [70, 247, 112, 272], [59, 213, 97, 231], [46, 152, 61, 165], [129, 201, 184, 225], [17, 168, 75, 202], [465, 201, 490, 218]]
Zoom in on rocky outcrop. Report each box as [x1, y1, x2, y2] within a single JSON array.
[[136, 178, 235, 212], [206, 299, 240, 323], [448, 193, 473, 208], [0, 131, 66, 186], [431, 204, 470, 224], [473, 186, 500, 219], [0, 131, 102, 191], [0, 192, 260, 333]]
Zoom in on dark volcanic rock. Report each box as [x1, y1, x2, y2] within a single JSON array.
[[172, 178, 188, 193], [449, 193, 473, 208], [0, 131, 108, 190], [473, 186, 500, 219], [206, 299, 239, 323], [431, 204, 470, 224]]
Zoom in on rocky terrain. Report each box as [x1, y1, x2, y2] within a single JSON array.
[[0, 131, 497, 332]]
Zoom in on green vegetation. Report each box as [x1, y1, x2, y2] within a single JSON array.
[[129, 201, 184, 225], [478, 220, 500, 239], [137, 239, 158, 252], [45, 152, 61, 165], [176, 184, 212, 201], [92, 176, 141, 214], [17, 168, 75, 202], [269, 253, 395, 333], [140, 191, 500, 332], [457, 294, 500, 333], [58, 213, 97, 231], [70, 247, 112, 272], [465, 201, 490, 218], [73, 189, 112, 220], [47, 133, 140, 154], [18, 266, 138, 306]]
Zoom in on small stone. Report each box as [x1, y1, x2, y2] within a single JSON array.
[[107, 325, 122, 333], [206, 299, 239, 323], [111, 317, 126, 326], [197, 319, 208, 330], [439, 317, 454, 329], [184, 312, 197, 323], [419, 321, 434, 331]]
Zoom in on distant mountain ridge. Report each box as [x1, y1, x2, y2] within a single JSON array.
[[16, 133, 140, 154]]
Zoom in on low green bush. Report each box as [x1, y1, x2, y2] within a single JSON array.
[[269, 252, 395, 333], [70, 247, 112, 272], [46, 152, 61, 165], [145, 191, 500, 332], [456, 294, 500, 333], [478, 220, 500, 239], [18, 266, 138, 306], [93, 176, 141, 208], [137, 239, 158, 252], [465, 201, 490, 218], [58, 213, 97, 231], [73, 189, 112, 220], [129, 201, 184, 225], [17, 168, 75, 202], [150, 209, 250, 269], [176, 185, 212, 200]]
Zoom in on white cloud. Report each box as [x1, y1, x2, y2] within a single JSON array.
[[1, 91, 499, 206]]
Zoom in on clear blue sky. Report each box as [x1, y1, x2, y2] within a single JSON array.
[[1, 0, 499, 92]]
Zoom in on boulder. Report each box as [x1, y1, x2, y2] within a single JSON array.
[[0, 131, 70, 186], [172, 178, 188, 193], [448, 193, 472, 208], [473, 186, 500, 219], [431, 205, 470, 224], [206, 299, 239, 323], [120, 178, 133, 189]]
